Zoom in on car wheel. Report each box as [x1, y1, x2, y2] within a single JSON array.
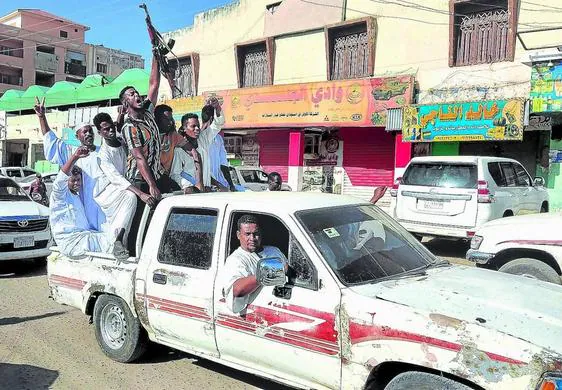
[[540, 202, 548, 213], [498, 258, 561, 285], [382, 371, 473, 390], [93, 294, 147, 362]]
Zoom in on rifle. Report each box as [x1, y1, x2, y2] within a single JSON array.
[[139, 3, 183, 97]]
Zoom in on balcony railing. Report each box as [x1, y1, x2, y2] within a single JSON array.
[[64, 62, 86, 77], [35, 51, 58, 73]]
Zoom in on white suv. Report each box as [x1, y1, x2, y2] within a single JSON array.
[[391, 156, 548, 239]]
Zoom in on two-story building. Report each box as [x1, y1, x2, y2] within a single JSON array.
[[160, 0, 562, 204]]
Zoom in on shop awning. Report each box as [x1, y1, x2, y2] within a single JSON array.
[[0, 89, 24, 111], [20, 85, 50, 110], [45, 81, 80, 108], [106, 68, 150, 98]]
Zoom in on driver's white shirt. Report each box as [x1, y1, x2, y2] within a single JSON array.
[[220, 246, 286, 314]]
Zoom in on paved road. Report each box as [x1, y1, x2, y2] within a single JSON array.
[[0, 240, 470, 390], [0, 260, 292, 390]]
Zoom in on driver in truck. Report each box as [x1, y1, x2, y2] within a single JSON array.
[[219, 214, 288, 314]]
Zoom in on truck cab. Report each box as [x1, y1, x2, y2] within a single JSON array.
[[48, 192, 562, 390]]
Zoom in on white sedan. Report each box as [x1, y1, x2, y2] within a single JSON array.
[[467, 213, 562, 284]]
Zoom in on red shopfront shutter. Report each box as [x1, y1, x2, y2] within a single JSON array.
[[257, 130, 290, 181], [341, 128, 395, 186]]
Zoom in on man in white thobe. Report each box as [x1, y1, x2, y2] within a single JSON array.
[[218, 214, 287, 314], [50, 147, 112, 257]]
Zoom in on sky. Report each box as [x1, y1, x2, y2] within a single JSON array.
[[0, 0, 234, 69]]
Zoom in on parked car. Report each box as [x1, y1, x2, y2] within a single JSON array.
[[0, 176, 52, 262], [48, 193, 562, 390], [302, 169, 325, 185], [0, 166, 38, 182], [228, 166, 292, 191], [467, 212, 562, 284], [390, 156, 548, 239], [19, 172, 57, 200]]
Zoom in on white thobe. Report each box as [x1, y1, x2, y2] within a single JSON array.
[[94, 141, 137, 244], [219, 246, 287, 314], [196, 112, 225, 187], [43, 131, 105, 230], [49, 171, 112, 257]]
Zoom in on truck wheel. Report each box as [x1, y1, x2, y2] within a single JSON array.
[[93, 294, 147, 362], [384, 371, 473, 390], [498, 258, 561, 285]]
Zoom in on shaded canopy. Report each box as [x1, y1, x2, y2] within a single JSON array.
[[45, 81, 80, 108], [0, 89, 24, 111]]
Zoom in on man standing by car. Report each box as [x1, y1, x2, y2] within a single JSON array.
[[29, 173, 48, 206], [219, 214, 287, 313]]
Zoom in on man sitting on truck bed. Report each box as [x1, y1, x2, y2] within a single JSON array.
[[219, 214, 288, 314], [49, 146, 113, 257]]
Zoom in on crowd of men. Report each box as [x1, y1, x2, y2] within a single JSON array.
[[38, 53, 287, 259]]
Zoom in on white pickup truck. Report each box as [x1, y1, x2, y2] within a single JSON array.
[[48, 193, 562, 390]]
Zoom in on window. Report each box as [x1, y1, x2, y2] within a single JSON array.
[[60, 30, 68, 38], [158, 208, 218, 269], [236, 39, 273, 88], [96, 63, 107, 73], [326, 18, 374, 80], [450, 0, 517, 67], [499, 162, 517, 187], [5, 169, 21, 178], [402, 163, 478, 189], [22, 169, 35, 177], [224, 136, 242, 155], [513, 163, 531, 187], [172, 55, 196, 97], [488, 162, 506, 186], [304, 133, 321, 155]]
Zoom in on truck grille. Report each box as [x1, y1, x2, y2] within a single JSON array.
[[0, 239, 50, 252], [0, 218, 49, 232]]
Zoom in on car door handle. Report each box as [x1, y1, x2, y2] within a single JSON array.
[[153, 273, 167, 285]]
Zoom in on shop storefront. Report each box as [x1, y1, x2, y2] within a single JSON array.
[[530, 60, 562, 211], [399, 99, 546, 179], [165, 76, 414, 199]]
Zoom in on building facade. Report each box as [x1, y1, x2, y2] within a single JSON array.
[[160, 0, 562, 206], [86, 45, 144, 78]]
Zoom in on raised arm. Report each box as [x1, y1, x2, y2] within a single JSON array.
[[147, 51, 160, 104], [33, 97, 51, 136]]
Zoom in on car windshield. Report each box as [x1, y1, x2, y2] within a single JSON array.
[[402, 163, 477, 189], [296, 204, 439, 286], [0, 178, 31, 201]]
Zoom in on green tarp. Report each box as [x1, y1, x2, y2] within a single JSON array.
[[0, 68, 149, 112]]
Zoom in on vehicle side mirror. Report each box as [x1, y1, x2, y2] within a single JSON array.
[[534, 176, 545, 187], [256, 257, 287, 287]]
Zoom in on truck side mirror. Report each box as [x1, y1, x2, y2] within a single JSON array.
[[256, 257, 287, 287], [534, 176, 545, 187]]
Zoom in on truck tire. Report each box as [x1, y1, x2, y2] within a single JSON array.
[[498, 258, 561, 285], [384, 371, 473, 390], [93, 294, 147, 362]]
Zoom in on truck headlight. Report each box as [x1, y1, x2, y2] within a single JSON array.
[[538, 373, 562, 389], [470, 235, 483, 250]]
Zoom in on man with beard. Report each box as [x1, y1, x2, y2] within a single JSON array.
[[35, 97, 105, 231], [179, 97, 225, 191], [92, 112, 156, 258], [49, 147, 113, 257]]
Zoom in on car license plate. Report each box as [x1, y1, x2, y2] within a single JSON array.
[[422, 200, 444, 210], [14, 236, 34, 248]]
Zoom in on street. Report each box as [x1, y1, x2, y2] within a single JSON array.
[[0, 239, 470, 390]]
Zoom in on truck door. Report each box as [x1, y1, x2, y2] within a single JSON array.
[[143, 207, 221, 357], [214, 210, 342, 390]]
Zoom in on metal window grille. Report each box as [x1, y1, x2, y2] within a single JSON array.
[[455, 8, 509, 66], [331, 30, 369, 80], [242, 46, 270, 88], [173, 58, 194, 98]]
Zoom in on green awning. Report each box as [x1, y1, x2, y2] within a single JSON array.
[[45, 81, 80, 107], [78, 74, 114, 89], [0, 89, 24, 111], [107, 68, 150, 98], [20, 85, 49, 110]]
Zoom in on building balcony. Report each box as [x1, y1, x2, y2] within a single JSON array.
[[35, 51, 58, 73], [64, 62, 86, 78]]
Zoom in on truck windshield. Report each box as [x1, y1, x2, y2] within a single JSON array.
[[296, 205, 438, 286], [402, 163, 477, 189], [0, 178, 31, 201]]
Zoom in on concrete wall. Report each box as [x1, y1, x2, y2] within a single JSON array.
[[346, 0, 562, 103]]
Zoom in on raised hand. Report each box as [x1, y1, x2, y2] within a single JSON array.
[[74, 146, 91, 159], [207, 96, 222, 116], [34, 96, 46, 117]]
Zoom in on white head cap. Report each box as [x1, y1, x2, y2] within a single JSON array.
[[75, 122, 91, 133]]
